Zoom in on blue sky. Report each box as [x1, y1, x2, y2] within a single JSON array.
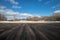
[[0, 0, 60, 19]]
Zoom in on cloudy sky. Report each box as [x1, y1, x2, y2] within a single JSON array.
[[0, 0, 60, 19]]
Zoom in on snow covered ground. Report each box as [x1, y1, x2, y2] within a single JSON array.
[[0, 21, 60, 23]]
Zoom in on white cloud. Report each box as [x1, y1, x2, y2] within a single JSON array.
[[20, 13, 33, 17], [0, 9, 4, 12], [34, 15, 41, 17], [7, 0, 19, 5], [0, 9, 20, 15], [19, 13, 41, 17], [0, 9, 41, 17], [0, 9, 33, 17], [0, 9, 41, 19], [6, 11, 19, 15], [52, 6, 56, 8], [0, 5, 6, 9], [52, 4, 60, 8], [44, 0, 54, 5], [5, 10, 20, 16], [54, 10, 60, 13], [12, 5, 21, 8], [44, 1, 51, 5]]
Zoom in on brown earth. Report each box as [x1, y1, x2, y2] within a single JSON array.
[[0, 23, 60, 40]]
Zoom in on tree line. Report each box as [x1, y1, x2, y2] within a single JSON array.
[[0, 13, 60, 21]]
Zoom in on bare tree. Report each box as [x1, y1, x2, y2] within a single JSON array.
[[0, 14, 7, 21]]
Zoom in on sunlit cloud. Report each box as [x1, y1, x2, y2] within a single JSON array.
[[0, 9, 19, 15], [12, 5, 21, 8], [0, 9, 41, 19], [0, 7, 41, 20], [0, 5, 6, 9], [54, 10, 60, 13], [52, 6, 56, 8], [6, 0, 19, 5], [44, 0, 54, 5], [44, 1, 51, 5], [34, 15, 41, 17], [20, 13, 34, 17], [19, 13, 41, 17], [6, 11, 19, 15], [52, 4, 60, 8]]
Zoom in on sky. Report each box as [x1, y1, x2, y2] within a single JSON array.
[[0, 0, 60, 19]]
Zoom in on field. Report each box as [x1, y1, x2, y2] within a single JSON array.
[[0, 23, 60, 40]]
